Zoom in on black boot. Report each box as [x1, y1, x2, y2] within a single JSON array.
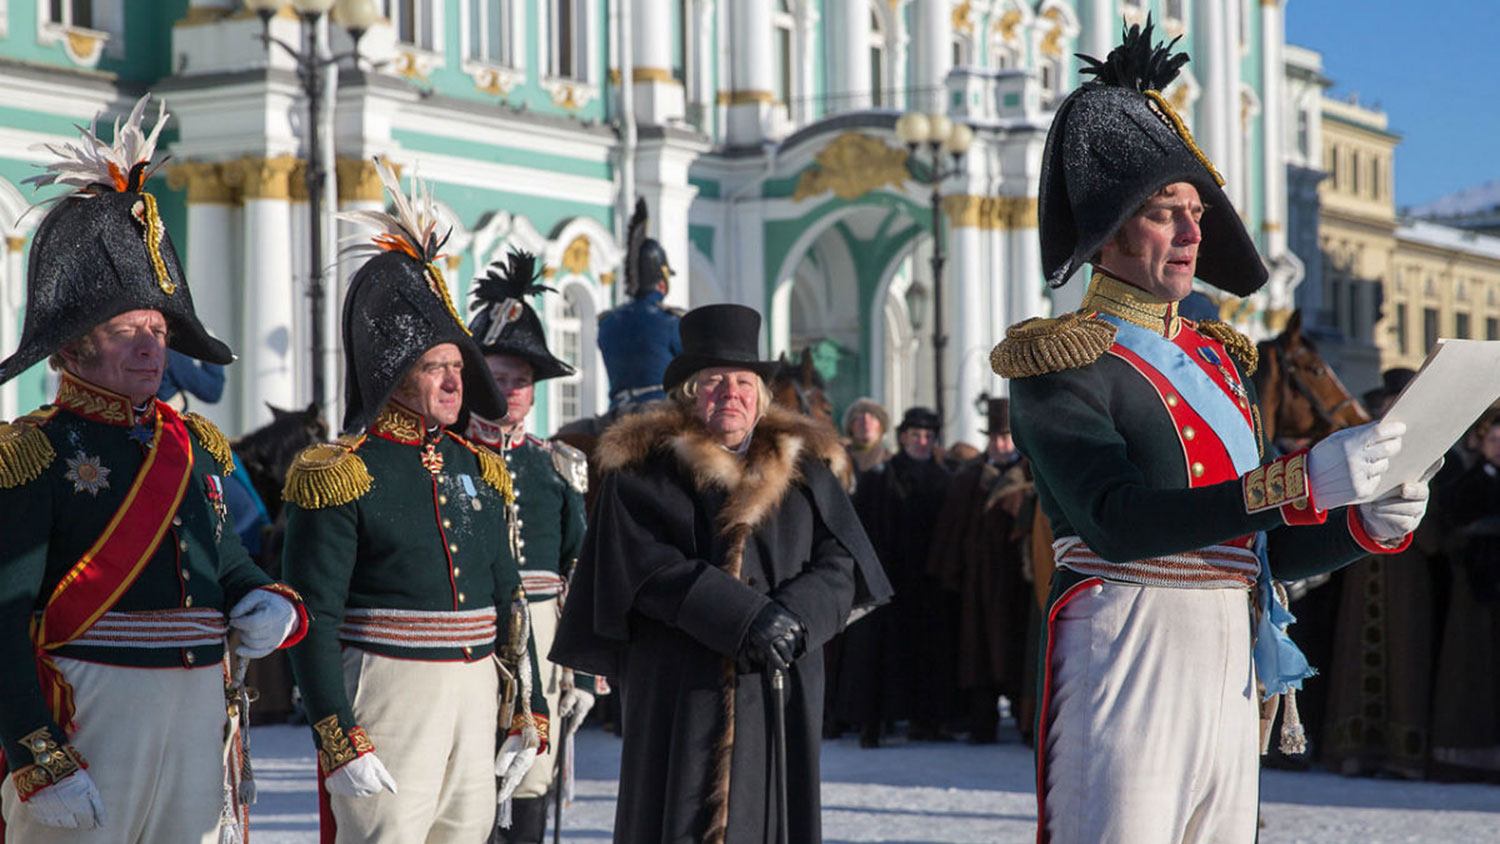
[[493, 795, 548, 844]]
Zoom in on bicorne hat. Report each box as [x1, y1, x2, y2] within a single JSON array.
[[336, 158, 506, 433], [624, 197, 674, 299], [1038, 17, 1266, 297], [661, 304, 780, 393], [0, 95, 232, 383], [467, 250, 575, 382]]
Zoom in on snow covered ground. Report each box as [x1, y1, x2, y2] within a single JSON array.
[[247, 723, 1500, 843]]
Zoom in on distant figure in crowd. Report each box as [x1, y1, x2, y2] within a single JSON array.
[[597, 198, 682, 410], [842, 396, 892, 474]]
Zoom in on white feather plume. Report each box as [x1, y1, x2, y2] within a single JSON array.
[[25, 94, 169, 195], [335, 157, 448, 262]]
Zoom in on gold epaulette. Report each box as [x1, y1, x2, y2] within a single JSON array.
[[183, 412, 235, 475], [1195, 319, 1259, 375], [990, 312, 1117, 378], [282, 435, 372, 509], [461, 439, 516, 505], [0, 410, 57, 489]]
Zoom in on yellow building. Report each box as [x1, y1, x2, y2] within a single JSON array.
[[1387, 222, 1500, 371]]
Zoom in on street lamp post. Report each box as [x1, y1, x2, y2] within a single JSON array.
[[244, 0, 380, 409], [894, 112, 973, 438]]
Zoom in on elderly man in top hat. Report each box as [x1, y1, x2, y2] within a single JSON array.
[[551, 303, 889, 844], [596, 198, 683, 410], [280, 160, 545, 844], [0, 96, 306, 843], [463, 252, 595, 844], [990, 20, 1436, 843]]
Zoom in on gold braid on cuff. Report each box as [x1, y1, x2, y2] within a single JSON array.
[[11, 727, 87, 801]]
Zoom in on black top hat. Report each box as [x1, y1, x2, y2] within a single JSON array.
[[336, 159, 506, 433], [624, 198, 673, 299], [661, 304, 780, 392], [467, 250, 575, 382], [0, 96, 232, 383], [897, 406, 941, 434], [1038, 17, 1265, 297], [981, 397, 1011, 435]]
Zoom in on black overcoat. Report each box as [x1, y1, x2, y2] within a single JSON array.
[[551, 404, 890, 844]]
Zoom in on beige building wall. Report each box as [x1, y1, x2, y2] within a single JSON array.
[[1387, 223, 1500, 372], [1317, 97, 1399, 391]]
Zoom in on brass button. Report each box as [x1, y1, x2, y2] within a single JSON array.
[[452, 567, 461, 577], [1182, 426, 1195, 441], [178, 539, 189, 552], [186, 651, 196, 664], [458, 592, 466, 603], [442, 518, 452, 529], [1166, 394, 1179, 407], [439, 494, 449, 505], [182, 569, 192, 581], [172, 516, 182, 527], [463, 646, 473, 657], [184, 595, 194, 608], [449, 543, 458, 553], [1191, 462, 1205, 478]]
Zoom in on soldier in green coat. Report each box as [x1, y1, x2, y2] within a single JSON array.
[[281, 160, 545, 844], [0, 95, 306, 843], [464, 251, 592, 843]]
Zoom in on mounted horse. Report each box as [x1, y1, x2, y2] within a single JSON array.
[[1253, 309, 1370, 444]]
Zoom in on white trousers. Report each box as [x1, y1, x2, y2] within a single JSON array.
[[514, 596, 561, 800], [1, 658, 228, 844], [332, 649, 499, 844], [1042, 581, 1259, 844]]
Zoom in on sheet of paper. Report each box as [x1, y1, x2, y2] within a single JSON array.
[[1376, 339, 1500, 499]]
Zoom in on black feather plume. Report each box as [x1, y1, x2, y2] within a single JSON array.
[[472, 249, 552, 311], [625, 197, 648, 296], [1076, 15, 1188, 93]]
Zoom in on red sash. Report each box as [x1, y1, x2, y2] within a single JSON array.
[[32, 404, 195, 727]]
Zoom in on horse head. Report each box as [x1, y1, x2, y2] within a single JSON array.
[[769, 348, 835, 428], [1253, 309, 1370, 444], [234, 402, 329, 515]]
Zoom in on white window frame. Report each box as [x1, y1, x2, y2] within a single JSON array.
[[36, 0, 118, 64], [868, 2, 887, 107], [547, 284, 588, 429], [772, 0, 795, 112], [387, 0, 443, 53], [538, 0, 602, 108], [462, 0, 521, 68]]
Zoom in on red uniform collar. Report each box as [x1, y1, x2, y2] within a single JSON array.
[[54, 370, 155, 427]]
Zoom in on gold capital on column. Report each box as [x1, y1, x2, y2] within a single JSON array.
[[165, 161, 235, 205], [221, 155, 300, 201], [941, 195, 1038, 230], [5, 235, 26, 252], [336, 157, 391, 203]]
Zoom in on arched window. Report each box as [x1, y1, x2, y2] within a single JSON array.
[[869, 5, 887, 106]]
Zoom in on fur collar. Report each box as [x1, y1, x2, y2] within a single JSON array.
[[596, 402, 848, 532]]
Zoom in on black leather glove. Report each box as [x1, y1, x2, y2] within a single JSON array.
[[740, 602, 807, 672]]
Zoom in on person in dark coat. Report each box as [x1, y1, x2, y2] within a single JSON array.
[[835, 406, 953, 746], [927, 397, 1036, 744], [550, 304, 890, 844]]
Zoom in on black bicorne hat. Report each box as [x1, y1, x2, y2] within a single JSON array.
[[467, 250, 575, 382], [624, 197, 673, 299], [336, 158, 506, 433], [1038, 17, 1266, 297], [0, 95, 232, 383], [661, 304, 780, 393]]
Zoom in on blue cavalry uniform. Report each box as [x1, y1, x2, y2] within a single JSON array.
[[598, 290, 681, 407]]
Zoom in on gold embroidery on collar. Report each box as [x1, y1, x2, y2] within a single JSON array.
[[55, 372, 132, 424], [371, 403, 424, 444], [1081, 271, 1181, 337]]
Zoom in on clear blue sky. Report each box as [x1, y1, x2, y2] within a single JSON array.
[[1284, 0, 1500, 210]]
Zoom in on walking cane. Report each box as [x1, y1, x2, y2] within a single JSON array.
[[552, 715, 568, 844], [769, 668, 789, 844]]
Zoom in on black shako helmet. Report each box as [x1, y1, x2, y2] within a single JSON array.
[[1038, 16, 1266, 297], [467, 250, 575, 382], [0, 95, 232, 382], [336, 158, 506, 433], [662, 304, 781, 393], [624, 197, 673, 299]]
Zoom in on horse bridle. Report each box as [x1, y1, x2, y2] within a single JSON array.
[[1274, 343, 1365, 430]]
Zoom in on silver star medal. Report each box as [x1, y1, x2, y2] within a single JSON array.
[[64, 452, 111, 496]]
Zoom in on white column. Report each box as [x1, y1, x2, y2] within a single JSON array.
[[726, 0, 774, 145], [633, 0, 685, 124], [832, 0, 872, 110], [947, 221, 987, 448], [1193, 0, 1232, 191], [229, 155, 300, 434], [793, 3, 820, 123], [634, 137, 702, 310], [186, 204, 239, 430], [914, 0, 952, 112], [1261, 0, 1293, 308], [1084, 0, 1113, 62]]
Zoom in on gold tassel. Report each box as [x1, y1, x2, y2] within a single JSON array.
[[466, 442, 515, 506], [281, 435, 372, 509], [183, 412, 235, 475], [0, 417, 56, 489], [1196, 319, 1259, 375], [990, 312, 1117, 378]]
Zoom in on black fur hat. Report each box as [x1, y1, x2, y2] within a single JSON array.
[[0, 96, 232, 383], [1038, 17, 1266, 297], [467, 250, 575, 382], [336, 159, 506, 433], [624, 197, 673, 299]]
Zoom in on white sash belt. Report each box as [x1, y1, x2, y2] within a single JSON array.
[[339, 606, 498, 649], [64, 608, 229, 649], [1054, 536, 1260, 590]]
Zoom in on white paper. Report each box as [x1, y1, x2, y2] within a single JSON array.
[[1375, 339, 1500, 499]]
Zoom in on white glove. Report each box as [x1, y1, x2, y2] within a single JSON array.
[[559, 686, 595, 735], [1307, 421, 1405, 509], [25, 770, 106, 829], [1357, 460, 1441, 541], [495, 733, 538, 803], [324, 752, 399, 798], [229, 588, 299, 659]]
